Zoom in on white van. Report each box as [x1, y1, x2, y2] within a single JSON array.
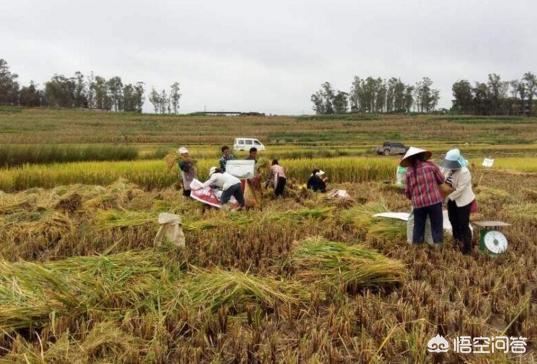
[[233, 138, 266, 151]]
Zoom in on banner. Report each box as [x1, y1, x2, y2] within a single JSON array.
[[225, 160, 255, 179]]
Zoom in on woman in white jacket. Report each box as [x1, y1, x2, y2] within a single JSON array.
[[442, 149, 476, 254]]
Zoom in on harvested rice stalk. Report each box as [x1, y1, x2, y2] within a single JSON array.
[[0, 250, 169, 332], [291, 237, 405, 292], [501, 203, 537, 224], [341, 200, 406, 240], [263, 207, 334, 222], [183, 266, 302, 311], [474, 186, 513, 204], [95, 209, 155, 229]]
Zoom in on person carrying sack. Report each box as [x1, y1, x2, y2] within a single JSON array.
[[195, 167, 245, 209], [402, 147, 445, 245], [177, 147, 197, 197], [442, 148, 476, 255]]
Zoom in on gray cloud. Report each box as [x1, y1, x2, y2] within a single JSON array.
[[1, 0, 536, 114]]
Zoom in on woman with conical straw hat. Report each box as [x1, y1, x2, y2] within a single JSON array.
[[401, 147, 445, 245]]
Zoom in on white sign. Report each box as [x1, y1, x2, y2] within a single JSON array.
[[482, 158, 494, 168], [427, 334, 527, 354], [225, 160, 255, 179]]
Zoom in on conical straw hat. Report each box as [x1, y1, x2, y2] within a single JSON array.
[[400, 147, 432, 167]]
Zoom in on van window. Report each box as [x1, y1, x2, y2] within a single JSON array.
[[245, 140, 253, 145], [238, 140, 244, 145], [254, 140, 261, 145]]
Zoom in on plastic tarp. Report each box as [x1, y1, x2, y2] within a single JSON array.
[[373, 212, 410, 221], [189, 179, 240, 209], [373, 210, 473, 245]]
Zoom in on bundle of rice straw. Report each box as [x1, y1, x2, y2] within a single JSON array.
[[182, 266, 302, 311], [291, 237, 405, 292]]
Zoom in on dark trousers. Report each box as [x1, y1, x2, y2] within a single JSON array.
[[413, 202, 443, 244], [447, 199, 472, 254], [274, 177, 286, 197], [221, 183, 245, 207]]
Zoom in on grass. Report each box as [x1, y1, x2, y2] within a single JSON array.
[[0, 144, 138, 167], [1, 108, 537, 145], [0, 108, 536, 362], [3, 156, 537, 192], [0, 171, 534, 362], [0, 157, 398, 192]]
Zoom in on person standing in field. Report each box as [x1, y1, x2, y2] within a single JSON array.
[[244, 147, 262, 200], [219, 145, 235, 172], [246, 147, 258, 162], [307, 169, 327, 192], [442, 148, 476, 255], [177, 147, 197, 197], [195, 167, 245, 209], [270, 159, 287, 197], [402, 147, 445, 245]]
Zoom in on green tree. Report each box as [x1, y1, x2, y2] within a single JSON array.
[[452, 80, 473, 113], [106, 77, 123, 112], [404, 86, 414, 112], [414, 77, 439, 112], [90, 76, 109, 110], [311, 91, 325, 114], [149, 88, 160, 113], [170, 82, 181, 114], [44, 74, 75, 107], [134, 82, 145, 113], [18, 81, 42, 107], [472, 82, 490, 115], [74, 71, 87, 108], [0, 59, 20, 105], [333, 91, 348, 113], [522, 72, 537, 115], [349, 76, 363, 112]]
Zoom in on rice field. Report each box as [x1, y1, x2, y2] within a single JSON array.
[[0, 109, 535, 362]]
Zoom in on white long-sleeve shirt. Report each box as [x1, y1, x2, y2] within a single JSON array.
[[447, 167, 475, 207], [201, 172, 241, 191]]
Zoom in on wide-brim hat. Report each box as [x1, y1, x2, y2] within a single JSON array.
[[441, 159, 462, 169], [209, 166, 218, 175], [399, 147, 432, 167], [441, 148, 466, 170]]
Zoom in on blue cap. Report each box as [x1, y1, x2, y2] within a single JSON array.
[[442, 148, 468, 169]]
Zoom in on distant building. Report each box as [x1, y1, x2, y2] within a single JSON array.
[[189, 111, 265, 117]]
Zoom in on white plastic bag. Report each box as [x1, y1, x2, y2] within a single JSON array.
[[328, 189, 351, 199], [406, 211, 435, 246], [154, 213, 185, 248]]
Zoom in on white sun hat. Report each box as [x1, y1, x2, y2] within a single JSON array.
[[209, 166, 218, 175], [315, 170, 326, 176], [399, 147, 432, 167], [178, 147, 189, 155]]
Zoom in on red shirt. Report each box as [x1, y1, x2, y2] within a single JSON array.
[[404, 160, 445, 208]]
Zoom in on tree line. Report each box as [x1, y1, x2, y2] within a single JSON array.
[[0, 59, 182, 114], [452, 73, 537, 116], [311, 76, 440, 114]]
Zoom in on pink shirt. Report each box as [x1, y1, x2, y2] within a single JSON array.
[[270, 165, 286, 185]]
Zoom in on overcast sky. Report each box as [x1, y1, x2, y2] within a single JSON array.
[[1, 0, 536, 114]]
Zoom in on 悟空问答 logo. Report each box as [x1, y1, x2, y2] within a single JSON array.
[[427, 334, 449, 353]]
